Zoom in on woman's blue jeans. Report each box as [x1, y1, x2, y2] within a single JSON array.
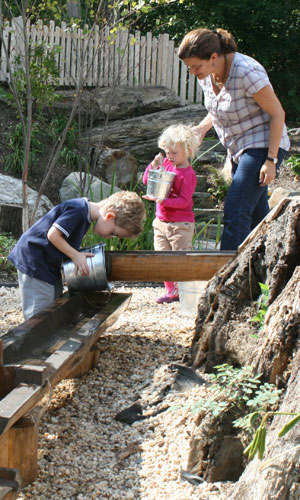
[[220, 148, 285, 250]]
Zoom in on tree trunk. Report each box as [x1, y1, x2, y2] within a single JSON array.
[[190, 198, 300, 373], [227, 351, 300, 500], [187, 197, 300, 496]]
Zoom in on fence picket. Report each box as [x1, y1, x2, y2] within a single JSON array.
[[134, 30, 140, 86], [145, 32, 152, 85], [0, 17, 203, 104], [150, 35, 158, 86]]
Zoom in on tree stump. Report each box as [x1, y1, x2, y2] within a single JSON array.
[[190, 197, 300, 372], [186, 197, 300, 496]]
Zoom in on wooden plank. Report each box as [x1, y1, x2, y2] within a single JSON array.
[[145, 32, 152, 85], [0, 417, 38, 488], [166, 39, 174, 89], [106, 251, 236, 282], [134, 30, 140, 86], [128, 33, 135, 86], [160, 33, 169, 86], [172, 47, 179, 95], [139, 35, 146, 86], [150, 36, 158, 85], [0, 468, 20, 500], [103, 26, 110, 87], [14, 365, 47, 386], [0, 367, 15, 400], [179, 59, 188, 105], [0, 384, 43, 436], [119, 28, 128, 86], [93, 24, 100, 86], [45, 292, 132, 385], [0, 21, 10, 82]]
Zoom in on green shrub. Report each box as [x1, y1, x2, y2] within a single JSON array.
[[0, 233, 17, 275]]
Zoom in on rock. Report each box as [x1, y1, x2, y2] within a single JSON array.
[[59, 172, 120, 203], [85, 103, 209, 163], [268, 187, 291, 209], [51, 86, 181, 123], [0, 173, 53, 237]]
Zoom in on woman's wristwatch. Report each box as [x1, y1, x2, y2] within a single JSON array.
[[266, 156, 278, 165]]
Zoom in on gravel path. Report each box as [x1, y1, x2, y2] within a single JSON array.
[[1, 284, 234, 500]]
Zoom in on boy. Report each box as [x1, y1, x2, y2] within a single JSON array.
[[8, 191, 145, 320]]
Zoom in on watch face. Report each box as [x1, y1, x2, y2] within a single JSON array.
[[267, 156, 278, 164]]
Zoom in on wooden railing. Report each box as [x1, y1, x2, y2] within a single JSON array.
[[0, 17, 202, 105]]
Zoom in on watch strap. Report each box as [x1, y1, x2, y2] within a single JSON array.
[[267, 156, 278, 165]]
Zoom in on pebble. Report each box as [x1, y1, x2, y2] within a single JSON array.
[[0, 284, 234, 499]]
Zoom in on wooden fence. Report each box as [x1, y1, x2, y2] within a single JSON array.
[[0, 17, 202, 106]]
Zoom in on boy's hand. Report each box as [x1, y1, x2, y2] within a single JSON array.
[[72, 251, 94, 276], [151, 153, 164, 169]]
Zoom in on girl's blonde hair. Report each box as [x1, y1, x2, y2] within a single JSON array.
[[158, 124, 200, 159]]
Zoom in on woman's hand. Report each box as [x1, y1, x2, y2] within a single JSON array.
[[259, 161, 276, 186]]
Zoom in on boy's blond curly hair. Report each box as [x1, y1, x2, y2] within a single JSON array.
[[100, 191, 146, 237], [158, 124, 200, 159]]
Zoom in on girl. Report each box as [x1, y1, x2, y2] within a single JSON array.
[[143, 124, 199, 304]]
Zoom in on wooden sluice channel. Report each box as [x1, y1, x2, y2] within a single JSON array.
[[0, 250, 235, 498]]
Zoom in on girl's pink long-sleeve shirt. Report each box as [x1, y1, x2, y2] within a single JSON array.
[[143, 158, 197, 222]]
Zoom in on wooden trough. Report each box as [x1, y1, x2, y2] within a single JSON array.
[[0, 250, 235, 497]]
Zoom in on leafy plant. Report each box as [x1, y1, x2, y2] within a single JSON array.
[[189, 364, 282, 425], [193, 215, 223, 250], [207, 165, 231, 202], [249, 282, 269, 330], [184, 363, 282, 461], [286, 155, 300, 179], [0, 233, 17, 274], [243, 411, 300, 461], [5, 122, 43, 174], [8, 41, 61, 114]]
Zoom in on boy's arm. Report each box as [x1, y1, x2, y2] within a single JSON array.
[[47, 226, 93, 276]]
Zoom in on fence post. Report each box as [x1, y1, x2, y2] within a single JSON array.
[[1, 18, 202, 104]]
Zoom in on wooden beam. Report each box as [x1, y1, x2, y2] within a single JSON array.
[[0, 468, 20, 500], [0, 384, 43, 437], [106, 250, 236, 282]]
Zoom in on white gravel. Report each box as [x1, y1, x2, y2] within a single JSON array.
[[0, 284, 234, 499]]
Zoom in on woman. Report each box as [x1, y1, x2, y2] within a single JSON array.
[[178, 28, 290, 250]]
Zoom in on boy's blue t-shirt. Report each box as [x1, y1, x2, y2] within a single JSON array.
[[8, 198, 91, 284]]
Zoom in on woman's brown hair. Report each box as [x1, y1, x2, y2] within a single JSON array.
[[178, 28, 237, 61]]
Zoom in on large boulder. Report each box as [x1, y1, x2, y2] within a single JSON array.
[[59, 172, 120, 203], [51, 86, 181, 123], [0, 173, 53, 237], [85, 103, 210, 163]]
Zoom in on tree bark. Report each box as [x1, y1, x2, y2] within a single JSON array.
[[190, 198, 300, 372], [227, 351, 300, 500], [188, 197, 300, 496]]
